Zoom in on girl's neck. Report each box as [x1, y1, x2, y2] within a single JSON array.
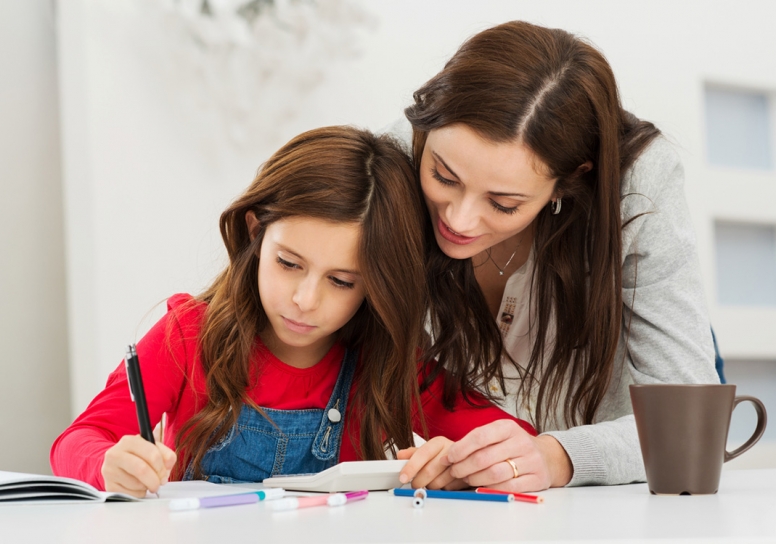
[[259, 328, 336, 369]]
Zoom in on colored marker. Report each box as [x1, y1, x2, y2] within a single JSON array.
[[389, 488, 513, 503], [271, 490, 369, 511], [169, 488, 285, 511], [412, 488, 427, 509], [475, 488, 544, 503], [327, 490, 369, 507]]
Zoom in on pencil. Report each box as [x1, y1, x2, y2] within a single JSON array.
[[475, 487, 544, 503]]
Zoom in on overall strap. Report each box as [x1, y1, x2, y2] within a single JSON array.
[[311, 348, 358, 461]]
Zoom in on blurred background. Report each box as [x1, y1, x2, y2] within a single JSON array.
[[2, 0, 775, 474]]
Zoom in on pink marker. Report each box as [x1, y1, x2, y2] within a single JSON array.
[[270, 491, 369, 512]]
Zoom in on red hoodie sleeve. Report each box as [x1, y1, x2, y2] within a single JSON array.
[[413, 360, 537, 441], [49, 294, 201, 489]]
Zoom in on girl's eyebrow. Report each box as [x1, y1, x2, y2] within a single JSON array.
[[432, 151, 531, 199], [276, 245, 361, 276]]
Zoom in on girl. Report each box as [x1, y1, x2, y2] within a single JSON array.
[[395, 21, 720, 491], [50, 126, 535, 497]]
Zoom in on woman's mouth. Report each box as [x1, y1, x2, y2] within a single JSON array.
[[436, 217, 481, 245]]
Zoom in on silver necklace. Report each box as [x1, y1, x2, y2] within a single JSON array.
[[486, 233, 525, 276]]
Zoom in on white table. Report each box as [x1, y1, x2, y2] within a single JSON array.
[[3, 469, 776, 543]]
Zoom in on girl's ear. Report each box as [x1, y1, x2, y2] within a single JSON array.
[[245, 210, 260, 242]]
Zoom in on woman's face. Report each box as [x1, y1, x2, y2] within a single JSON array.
[[420, 124, 557, 260]]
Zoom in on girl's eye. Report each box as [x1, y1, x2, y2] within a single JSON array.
[[329, 276, 355, 290], [490, 200, 519, 215], [276, 256, 300, 270], [431, 167, 456, 187]]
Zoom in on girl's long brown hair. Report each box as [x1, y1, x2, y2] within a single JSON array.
[[405, 21, 660, 430], [176, 127, 428, 478]]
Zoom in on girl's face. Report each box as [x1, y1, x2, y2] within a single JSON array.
[[254, 216, 366, 368], [420, 123, 557, 260]]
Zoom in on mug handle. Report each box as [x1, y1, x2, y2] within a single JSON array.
[[725, 396, 768, 462]]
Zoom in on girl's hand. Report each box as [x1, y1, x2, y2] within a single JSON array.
[[396, 436, 468, 490], [101, 435, 177, 498], [445, 419, 573, 492]]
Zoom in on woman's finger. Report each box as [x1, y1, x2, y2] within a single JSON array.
[[445, 420, 524, 464], [448, 434, 532, 480]]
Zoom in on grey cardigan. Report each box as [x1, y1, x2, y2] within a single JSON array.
[[385, 119, 720, 486]]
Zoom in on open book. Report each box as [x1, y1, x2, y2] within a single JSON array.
[[0, 471, 138, 503]]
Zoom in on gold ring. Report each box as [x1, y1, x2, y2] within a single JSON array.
[[505, 458, 519, 479]]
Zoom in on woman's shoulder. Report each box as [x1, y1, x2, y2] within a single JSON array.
[[621, 136, 683, 199]]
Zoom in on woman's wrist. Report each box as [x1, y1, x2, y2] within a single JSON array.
[[534, 434, 573, 487]]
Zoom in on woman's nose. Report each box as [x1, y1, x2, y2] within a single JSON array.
[[444, 194, 480, 235]]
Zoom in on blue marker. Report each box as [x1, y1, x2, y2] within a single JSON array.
[[389, 488, 513, 503]]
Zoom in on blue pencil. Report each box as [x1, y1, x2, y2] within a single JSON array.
[[389, 488, 513, 503]]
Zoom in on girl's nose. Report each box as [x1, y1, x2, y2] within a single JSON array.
[[291, 277, 320, 312]]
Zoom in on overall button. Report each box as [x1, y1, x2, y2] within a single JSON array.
[[327, 408, 341, 423]]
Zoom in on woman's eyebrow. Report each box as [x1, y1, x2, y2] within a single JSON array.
[[433, 151, 531, 199], [489, 190, 531, 198], [432, 151, 462, 180]]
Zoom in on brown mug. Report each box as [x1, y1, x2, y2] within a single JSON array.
[[630, 384, 767, 495]]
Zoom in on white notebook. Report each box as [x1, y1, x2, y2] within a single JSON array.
[[0, 471, 247, 504], [0, 471, 138, 503]]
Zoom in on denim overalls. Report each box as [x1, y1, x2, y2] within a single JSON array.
[[183, 348, 357, 483]]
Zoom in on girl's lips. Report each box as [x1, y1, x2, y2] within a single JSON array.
[[282, 317, 316, 334], [436, 217, 481, 245]]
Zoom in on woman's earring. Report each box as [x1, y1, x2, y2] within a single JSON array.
[[551, 198, 562, 215]]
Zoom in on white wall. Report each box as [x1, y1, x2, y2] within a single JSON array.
[[0, 0, 70, 473], [52, 0, 776, 460]]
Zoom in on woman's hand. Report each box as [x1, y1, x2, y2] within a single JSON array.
[[101, 435, 177, 497], [445, 419, 573, 492], [396, 436, 468, 490]]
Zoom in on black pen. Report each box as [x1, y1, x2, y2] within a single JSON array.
[[125, 344, 155, 443]]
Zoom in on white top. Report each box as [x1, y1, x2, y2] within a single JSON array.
[[384, 118, 720, 486]]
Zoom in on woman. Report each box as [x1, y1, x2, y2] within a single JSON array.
[[394, 21, 719, 491]]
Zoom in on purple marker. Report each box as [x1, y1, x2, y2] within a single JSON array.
[[169, 488, 285, 511]]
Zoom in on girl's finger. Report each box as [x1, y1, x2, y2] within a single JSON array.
[[116, 435, 167, 476], [114, 451, 165, 493], [396, 447, 417, 460], [158, 443, 177, 471], [399, 439, 447, 485]]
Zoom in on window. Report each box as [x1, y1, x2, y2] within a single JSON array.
[[715, 221, 776, 306], [705, 86, 772, 170]]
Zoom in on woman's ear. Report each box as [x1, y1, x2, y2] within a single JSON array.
[[245, 210, 260, 242], [574, 160, 593, 177]]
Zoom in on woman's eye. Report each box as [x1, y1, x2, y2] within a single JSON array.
[[330, 276, 355, 290], [490, 200, 519, 215], [276, 256, 300, 270], [431, 167, 456, 187]]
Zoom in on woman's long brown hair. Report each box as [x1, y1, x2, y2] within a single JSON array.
[[175, 127, 428, 479], [405, 21, 660, 430]]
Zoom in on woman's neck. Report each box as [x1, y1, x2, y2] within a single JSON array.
[[473, 223, 534, 319]]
